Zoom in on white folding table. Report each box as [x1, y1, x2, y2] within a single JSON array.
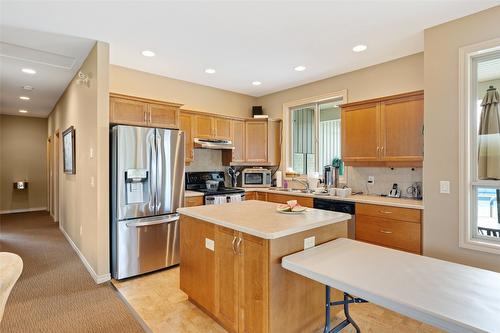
[[281, 238, 500, 333]]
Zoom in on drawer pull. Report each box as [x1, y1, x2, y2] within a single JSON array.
[[379, 210, 393, 214], [379, 229, 393, 234]]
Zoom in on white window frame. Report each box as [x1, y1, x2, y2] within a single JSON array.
[[282, 90, 347, 177], [458, 38, 500, 255]]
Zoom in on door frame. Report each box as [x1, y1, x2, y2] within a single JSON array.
[[54, 130, 60, 222]]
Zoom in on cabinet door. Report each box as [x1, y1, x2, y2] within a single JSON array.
[[179, 216, 215, 313], [184, 196, 203, 207], [195, 115, 215, 139], [110, 97, 148, 126], [380, 94, 424, 162], [148, 103, 179, 128], [245, 192, 256, 200], [256, 192, 267, 201], [179, 112, 194, 163], [231, 120, 246, 163], [214, 117, 231, 140], [341, 103, 380, 163], [238, 232, 269, 333], [245, 121, 268, 163], [266, 193, 313, 208], [214, 227, 239, 332]]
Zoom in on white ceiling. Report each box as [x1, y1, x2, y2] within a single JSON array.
[[2, 1, 500, 105], [0, 26, 95, 117], [478, 56, 500, 82]]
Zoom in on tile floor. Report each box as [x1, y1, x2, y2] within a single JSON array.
[[112, 267, 443, 333]]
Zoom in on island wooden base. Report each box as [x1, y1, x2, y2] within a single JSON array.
[[179, 215, 348, 333]]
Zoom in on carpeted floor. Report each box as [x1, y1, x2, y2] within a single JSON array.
[[0, 211, 145, 333]]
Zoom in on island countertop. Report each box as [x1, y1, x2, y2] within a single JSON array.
[[177, 200, 350, 239]]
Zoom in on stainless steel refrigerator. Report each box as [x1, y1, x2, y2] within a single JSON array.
[[111, 125, 184, 280]]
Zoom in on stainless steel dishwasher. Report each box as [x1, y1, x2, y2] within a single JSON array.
[[313, 198, 356, 239]]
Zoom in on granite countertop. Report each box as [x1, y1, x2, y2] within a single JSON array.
[[243, 188, 424, 210], [184, 190, 204, 198], [177, 200, 350, 239]]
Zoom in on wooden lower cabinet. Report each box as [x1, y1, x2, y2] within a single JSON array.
[[179, 215, 347, 333], [266, 193, 313, 208], [244, 192, 256, 200], [184, 196, 204, 207], [256, 192, 268, 201], [355, 203, 422, 254]]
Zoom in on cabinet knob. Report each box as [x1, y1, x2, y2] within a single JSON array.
[[235, 237, 243, 255], [379, 229, 393, 234], [231, 236, 237, 254]]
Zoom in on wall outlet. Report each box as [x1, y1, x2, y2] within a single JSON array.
[[304, 236, 315, 250], [368, 176, 375, 184], [440, 181, 450, 194], [205, 238, 215, 251], [89, 147, 94, 159]]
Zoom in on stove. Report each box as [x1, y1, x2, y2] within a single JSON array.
[[185, 171, 245, 204]]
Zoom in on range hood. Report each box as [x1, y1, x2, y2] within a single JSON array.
[[194, 138, 235, 150]]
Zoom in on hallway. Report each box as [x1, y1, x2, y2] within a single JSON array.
[[0, 211, 144, 332]]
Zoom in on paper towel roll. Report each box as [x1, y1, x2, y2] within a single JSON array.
[[275, 171, 283, 188]]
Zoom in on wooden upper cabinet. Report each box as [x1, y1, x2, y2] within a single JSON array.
[[110, 96, 148, 125], [231, 120, 245, 163], [214, 117, 231, 140], [109, 93, 182, 128], [195, 115, 214, 139], [341, 91, 424, 167], [148, 103, 179, 128], [179, 111, 194, 164], [341, 102, 380, 162], [380, 94, 424, 162], [245, 120, 268, 163]]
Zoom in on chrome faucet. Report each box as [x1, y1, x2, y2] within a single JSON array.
[[292, 177, 313, 193]]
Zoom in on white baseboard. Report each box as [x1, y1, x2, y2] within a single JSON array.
[[59, 225, 111, 284], [0, 207, 47, 215]]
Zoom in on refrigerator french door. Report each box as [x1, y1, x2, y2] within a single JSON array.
[[111, 125, 184, 279]]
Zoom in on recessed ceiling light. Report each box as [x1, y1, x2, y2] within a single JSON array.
[[294, 65, 306, 72], [23, 85, 34, 91], [19, 96, 30, 100], [252, 81, 262, 86], [141, 50, 155, 57], [22, 68, 36, 74], [19, 109, 28, 113], [352, 44, 367, 52], [205, 68, 216, 74]]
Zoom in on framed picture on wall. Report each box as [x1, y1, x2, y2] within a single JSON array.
[[63, 126, 76, 174]]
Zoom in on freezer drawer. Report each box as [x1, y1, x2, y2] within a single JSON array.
[[113, 214, 180, 279]]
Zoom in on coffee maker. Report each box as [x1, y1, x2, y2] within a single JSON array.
[[323, 165, 339, 190]]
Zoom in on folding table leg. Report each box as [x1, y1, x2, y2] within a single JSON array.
[[324, 286, 365, 333]]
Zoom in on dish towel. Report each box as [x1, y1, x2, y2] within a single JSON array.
[[229, 194, 242, 203]]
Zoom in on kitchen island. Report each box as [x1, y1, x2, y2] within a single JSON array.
[[177, 200, 351, 333]]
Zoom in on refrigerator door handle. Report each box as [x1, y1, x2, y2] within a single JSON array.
[[149, 131, 157, 212], [126, 214, 180, 228], [155, 130, 162, 212]]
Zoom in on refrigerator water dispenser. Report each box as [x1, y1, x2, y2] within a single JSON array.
[[125, 169, 148, 204]]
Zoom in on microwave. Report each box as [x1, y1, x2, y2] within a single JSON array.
[[241, 168, 272, 188]]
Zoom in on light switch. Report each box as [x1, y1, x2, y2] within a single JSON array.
[[304, 236, 315, 250], [89, 147, 94, 159], [90, 176, 95, 188], [440, 181, 450, 194], [205, 238, 215, 251]]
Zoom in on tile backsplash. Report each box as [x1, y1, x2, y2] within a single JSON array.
[[346, 167, 422, 197], [185, 149, 226, 172]]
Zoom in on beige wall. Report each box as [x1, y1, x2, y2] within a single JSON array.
[[424, 6, 500, 273], [257, 53, 424, 118], [0, 115, 47, 213], [48, 41, 110, 281], [110, 65, 256, 118]]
